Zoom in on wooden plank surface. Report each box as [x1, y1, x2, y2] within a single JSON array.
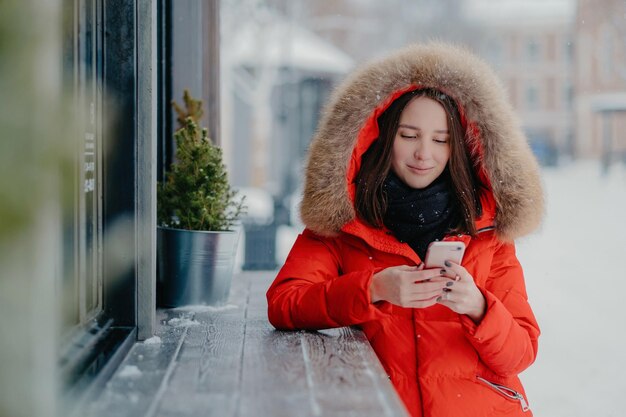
[[238, 273, 313, 417], [83, 311, 188, 417], [85, 271, 410, 417], [156, 275, 249, 417], [303, 327, 399, 416]]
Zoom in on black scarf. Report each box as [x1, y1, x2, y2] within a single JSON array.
[[382, 170, 459, 260]]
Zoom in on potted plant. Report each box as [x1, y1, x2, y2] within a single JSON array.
[[157, 90, 244, 307]]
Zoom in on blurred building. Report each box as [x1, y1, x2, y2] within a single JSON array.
[[221, 6, 353, 206], [288, 0, 577, 166], [259, 0, 626, 166], [575, 0, 626, 163], [464, 0, 576, 165], [296, 0, 422, 63]]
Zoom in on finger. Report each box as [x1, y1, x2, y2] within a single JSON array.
[[410, 288, 448, 302], [407, 268, 447, 283], [441, 261, 468, 281], [397, 264, 421, 272], [410, 281, 449, 295], [443, 279, 457, 288], [406, 294, 441, 308], [436, 290, 458, 304], [425, 276, 457, 285]]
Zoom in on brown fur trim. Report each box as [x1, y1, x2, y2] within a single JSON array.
[[300, 42, 544, 241]]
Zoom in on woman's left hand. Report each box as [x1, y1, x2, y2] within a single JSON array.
[[437, 261, 486, 324]]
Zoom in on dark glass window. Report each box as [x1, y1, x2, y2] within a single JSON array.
[[61, 0, 103, 337], [60, 0, 137, 407]]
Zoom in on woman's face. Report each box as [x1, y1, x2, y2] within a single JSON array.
[[391, 96, 451, 189]]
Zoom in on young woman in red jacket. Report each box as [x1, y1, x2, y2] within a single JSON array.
[[267, 43, 543, 417]]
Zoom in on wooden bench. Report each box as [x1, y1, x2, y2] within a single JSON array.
[[84, 272, 409, 417]]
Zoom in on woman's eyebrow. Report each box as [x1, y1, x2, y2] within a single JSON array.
[[398, 124, 449, 134]]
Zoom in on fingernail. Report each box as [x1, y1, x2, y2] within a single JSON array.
[[436, 296, 442, 302], [440, 269, 446, 275], [446, 281, 454, 287], [444, 260, 452, 267]]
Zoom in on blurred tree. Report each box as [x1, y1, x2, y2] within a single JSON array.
[[0, 2, 73, 417]]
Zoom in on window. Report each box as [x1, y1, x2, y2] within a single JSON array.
[[59, 0, 140, 408], [61, 0, 103, 338], [526, 38, 541, 62], [546, 78, 556, 111], [484, 38, 504, 66], [564, 38, 573, 64], [526, 82, 539, 110], [563, 82, 574, 109]]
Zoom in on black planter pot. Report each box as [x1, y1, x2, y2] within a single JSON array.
[[157, 226, 240, 307]]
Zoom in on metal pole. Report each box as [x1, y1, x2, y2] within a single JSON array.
[[137, 0, 158, 340], [203, 0, 220, 145], [601, 112, 612, 175]]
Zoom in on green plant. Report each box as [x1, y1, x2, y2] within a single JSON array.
[[158, 90, 244, 231]]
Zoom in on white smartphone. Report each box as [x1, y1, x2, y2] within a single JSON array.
[[424, 241, 466, 268]]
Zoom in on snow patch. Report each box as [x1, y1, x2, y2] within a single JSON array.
[[167, 317, 201, 327], [118, 365, 142, 379], [172, 304, 239, 313], [143, 336, 162, 345]]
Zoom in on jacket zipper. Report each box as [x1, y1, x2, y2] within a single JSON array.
[[476, 376, 530, 412], [412, 309, 426, 417], [476, 226, 495, 234]]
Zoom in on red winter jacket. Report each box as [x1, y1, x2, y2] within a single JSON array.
[[267, 43, 544, 417]]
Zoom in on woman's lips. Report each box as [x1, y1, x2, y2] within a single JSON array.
[[407, 165, 433, 174]]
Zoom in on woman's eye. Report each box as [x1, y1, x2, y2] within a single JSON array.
[[434, 138, 448, 144], [400, 134, 417, 139]]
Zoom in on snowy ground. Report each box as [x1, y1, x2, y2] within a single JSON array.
[[518, 160, 626, 417], [272, 159, 626, 416]]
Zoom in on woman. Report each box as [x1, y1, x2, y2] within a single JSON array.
[[266, 43, 543, 417]]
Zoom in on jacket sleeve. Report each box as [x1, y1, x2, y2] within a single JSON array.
[[459, 241, 540, 377], [266, 229, 391, 330]]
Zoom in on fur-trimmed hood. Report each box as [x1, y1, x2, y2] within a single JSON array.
[[300, 42, 544, 241]]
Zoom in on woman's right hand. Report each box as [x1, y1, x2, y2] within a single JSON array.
[[370, 264, 449, 308]]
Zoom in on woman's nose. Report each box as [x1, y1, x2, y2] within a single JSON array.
[[414, 141, 431, 160]]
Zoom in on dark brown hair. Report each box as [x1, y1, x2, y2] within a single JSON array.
[[354, 88, 484, 236]]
